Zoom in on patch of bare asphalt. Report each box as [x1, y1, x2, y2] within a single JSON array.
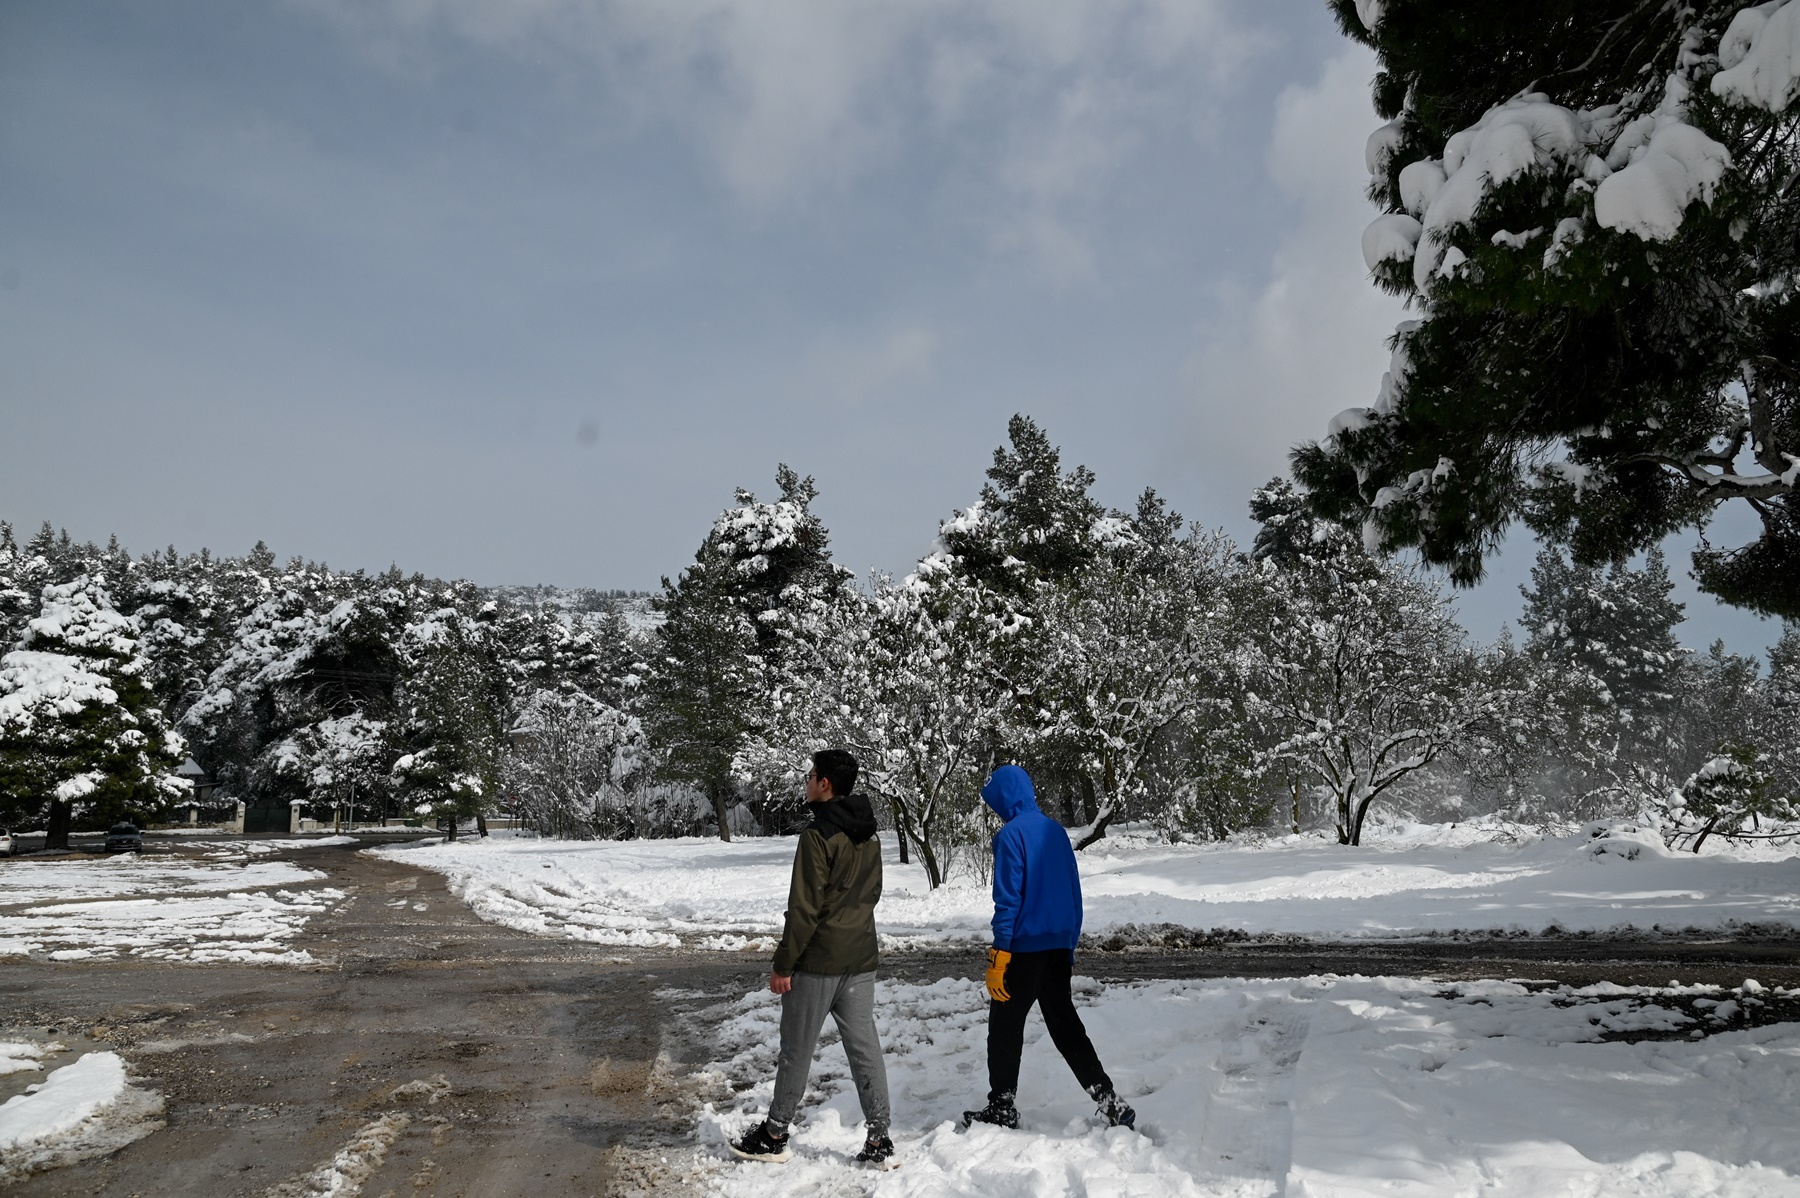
[[2, 837, 1797, 1196]]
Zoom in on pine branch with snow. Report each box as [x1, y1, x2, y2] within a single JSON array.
[[1307, 0, 1800, 618]]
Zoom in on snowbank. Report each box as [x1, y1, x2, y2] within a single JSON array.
[[368, 822, 1800, 948], [0, 1051, 163, 1186], [0, 1041, 54, 1078], [0, 857, 324, 906], [690, 974, 1800, 1197], [0, 854, 344, 964], [231, 835, 359, 855], [0, 889, 344, 964]]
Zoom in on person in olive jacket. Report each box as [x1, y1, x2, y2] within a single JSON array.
[[731, 749, 894, 1168]]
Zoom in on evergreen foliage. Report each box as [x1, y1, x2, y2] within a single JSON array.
[[390, 593, 507, 839], [1302, 1, 1800, 617], [641, 466, 847, 839], [3, 414, 1793, 855], [0, 576, 188, 844], [1519, 547, 1687, 715], [939, 414, 1108, 596]]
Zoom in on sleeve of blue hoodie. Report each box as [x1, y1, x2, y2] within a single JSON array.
[[990, 824, 1026, 951]]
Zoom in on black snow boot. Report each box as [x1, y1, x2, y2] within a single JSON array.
[[729, 1121, 792, 1163], [855, 1134, 898, 1169], [1088, 1084, 1136, 1130], [961, 1094, 1020, 1130]]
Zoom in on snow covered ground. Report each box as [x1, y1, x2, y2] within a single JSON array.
[[685, 973, 1800, 1198], [375, 822, 1800, 1192], [0, 844, 345, 964], [0, 1044, 163, 1186], [368, 820, 1800, 949]]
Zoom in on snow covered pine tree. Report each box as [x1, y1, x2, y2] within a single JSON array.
[[642, 466, 847, 840], [0, 577, 189, 848], [1302, 1, 1800, 617], [1511, 546, 1690, 813]]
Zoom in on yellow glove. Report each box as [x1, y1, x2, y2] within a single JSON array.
[[985, 947, 1012, 1002]]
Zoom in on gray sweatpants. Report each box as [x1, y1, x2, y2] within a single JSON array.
[[767, 970, 890, 1137]]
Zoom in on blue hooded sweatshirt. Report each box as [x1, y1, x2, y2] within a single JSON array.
[[982, 765, 1082, 955]]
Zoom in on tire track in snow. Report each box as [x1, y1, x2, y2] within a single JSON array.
[[1193, 992, 1313, 1196]]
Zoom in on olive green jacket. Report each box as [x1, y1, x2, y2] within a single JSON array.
[[771, 796, 882, 976]]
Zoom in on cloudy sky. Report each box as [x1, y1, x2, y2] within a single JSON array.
[[0, 0, 1781, 654]]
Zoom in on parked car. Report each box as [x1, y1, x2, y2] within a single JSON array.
[[0, 829, 13, 857], [103, 823, 142, 854]]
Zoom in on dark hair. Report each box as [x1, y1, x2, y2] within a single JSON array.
[[811, 749, 858, 798]]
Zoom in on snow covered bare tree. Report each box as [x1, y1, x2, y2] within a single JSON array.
[[505, 689, 657, 838], [1026, 493, 1242, 849], [1245, 481, 1511, 845], [735, 548, 1018, 887]]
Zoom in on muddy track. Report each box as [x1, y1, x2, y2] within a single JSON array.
[[2, 837, 1797, 1195], [0, 842, 733, 1197]]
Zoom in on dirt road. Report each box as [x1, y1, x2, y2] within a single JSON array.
[[2, 838, 1796, 1196], [0, 841, 731, 1197]]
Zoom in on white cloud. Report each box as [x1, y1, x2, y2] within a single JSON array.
[[796, 323, 940, 408], [1175, 43, 1404, 508], [289, 0, 1268, 282]]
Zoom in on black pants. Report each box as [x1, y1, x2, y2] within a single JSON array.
[[987, 948, 1111, 1103]]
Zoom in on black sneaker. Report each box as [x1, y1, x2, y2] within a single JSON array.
[[855, 1134, 898, 1169], [961, 1095, 1020, 1130], [1088, 1084, 1136, 1130], [729, 1122, 792, 1163]]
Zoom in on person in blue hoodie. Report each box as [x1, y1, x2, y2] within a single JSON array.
[[962, 764, 1135, 1131]]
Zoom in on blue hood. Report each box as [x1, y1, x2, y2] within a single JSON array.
[[981, 765, 1039, 822], [981, 763, 1082, 955]]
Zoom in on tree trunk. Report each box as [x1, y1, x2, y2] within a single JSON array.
[[1291, 776, 1301, 835], [1075, 803, 1117, 851], [45, 799, 71, 851], [1079, 773, 1099, 826], [916, 834, 943, 889], [1348, 793, 1379, 846], [885, 795, 912, 865], [446, 816, 458, 842], [476, 812, 489, 838], [711, 779, 733, 843], [1691, 816, 1723, 854], [894, 809, 910, 865], [1077, 754, 1121, 850]]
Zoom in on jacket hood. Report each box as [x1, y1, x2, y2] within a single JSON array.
[[981, 765, 1040, 821], [810, 792, 878, 844]]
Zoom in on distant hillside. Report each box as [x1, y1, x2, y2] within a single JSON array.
[[482, 585, 661, 634]]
